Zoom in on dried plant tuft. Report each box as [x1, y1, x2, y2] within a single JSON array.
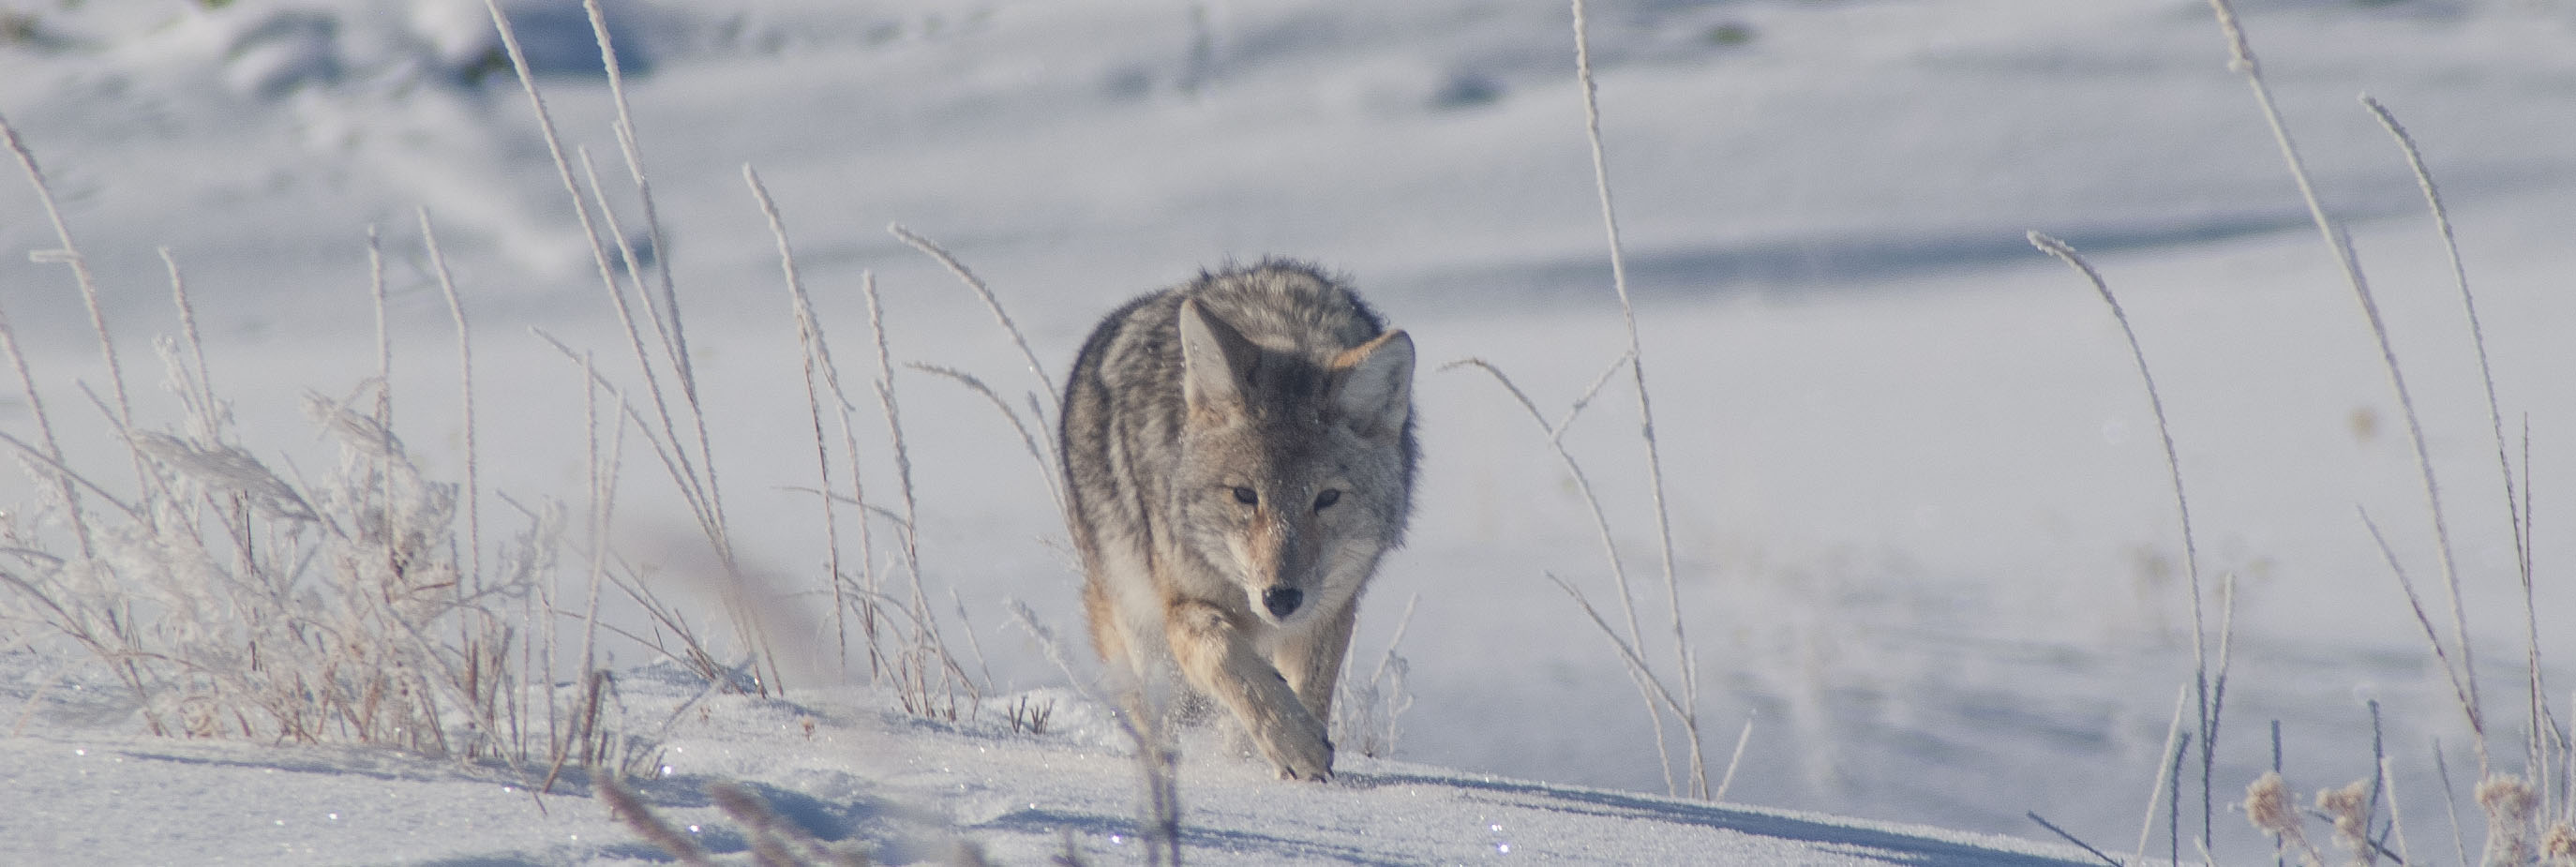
[[2478, 773, 2539, 867], [2539, 821, 2574, 866], [2316, 777, 2376, 865], [2247, 771, 2326, 867]]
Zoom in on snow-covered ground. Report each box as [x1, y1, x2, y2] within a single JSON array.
[[0, 654, 2107, 865], [4, 0, 2574, 863]]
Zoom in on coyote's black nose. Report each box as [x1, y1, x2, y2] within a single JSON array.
[[1262, 587, 1303, 619]]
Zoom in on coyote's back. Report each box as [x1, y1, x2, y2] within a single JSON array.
[[1057, 260, 1415, 782]]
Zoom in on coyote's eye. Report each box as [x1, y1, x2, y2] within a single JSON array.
[[1312, 489, 1340, 512], [1231, 486, 1259, 505]]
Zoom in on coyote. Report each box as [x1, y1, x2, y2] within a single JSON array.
[[1059, 260, 1416, 782]]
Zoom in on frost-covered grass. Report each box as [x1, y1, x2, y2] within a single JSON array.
[[0, 0, 1001, 801], [0, 110, 687, 792], [4, 0, 2576, 864]]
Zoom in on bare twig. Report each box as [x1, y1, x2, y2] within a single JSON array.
[[1569, 0, 1704, 798]]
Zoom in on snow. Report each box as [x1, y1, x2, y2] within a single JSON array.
[[4, 0, 2575, 863], [0, 660, 2096, 865]]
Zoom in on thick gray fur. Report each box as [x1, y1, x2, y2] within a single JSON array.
[[1058, 259, 1416, 782]]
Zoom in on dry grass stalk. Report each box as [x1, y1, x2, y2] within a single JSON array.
[[1567, 0, 1704, 800], [2205, 0, 2485, 773], [2359, 97, 2571, 827], [482, 2, 768, 696], [419, 210, 482, 596], [1713, 714, 1754, 804], [886, 224, 1057, 428], [2024, 811, 2121, 867], [1542, 571, 1701, 745], [735, 220, 1032, 690], [366, 226, 392, 428], [1444, 356, 1682, 795], [1006, 600, 1106, 710], [156, 250, 256, 579], [602, 555, 745, 690], [859, 272, 976, 720], [2173, 730, 2195, 864], [744, 165, 862, 675], [581, 0, 693, 396], [878, 231, 1077, 695], [0, 116, 113, 560], [527, 331, 722, 547], [572, 399, 629, 769], [2027, 231, 2236, 846], [2441, 740, 2479, 867], [861, 271, 925, 622], [2135, 682, 2193, 865], [474, 0, 656, 418], [0, 285, 87, 560], [2379, 756, 2415, 866], [906, 363, 1063, 514], [2361, 507, 2489, 771], [157, 247, 220, 442], [2, 111, 151, 514]]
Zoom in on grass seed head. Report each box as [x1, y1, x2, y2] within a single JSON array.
[[2477, 773, 2539, 867], [2248, 771, 2301, 835], [2540, 822, 2574, 867], [2315, 778, 2374, 864], [2247, 771, 2326, 867]]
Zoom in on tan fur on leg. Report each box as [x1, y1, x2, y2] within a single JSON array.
[[1163, 598, 1332, 781]]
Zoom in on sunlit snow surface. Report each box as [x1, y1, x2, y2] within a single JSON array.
[[3, 0, 2574, 863]]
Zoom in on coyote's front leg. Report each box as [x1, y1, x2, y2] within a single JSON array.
[[1275, 600, 1357, 729], [1164, 598, 1334, 781]]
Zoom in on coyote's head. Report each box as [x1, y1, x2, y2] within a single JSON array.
[[1170, 297, 1414, 626]]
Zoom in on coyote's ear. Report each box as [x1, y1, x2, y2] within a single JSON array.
[[1331, 329, 1413, 438], [1178, 298, 1258, 414]]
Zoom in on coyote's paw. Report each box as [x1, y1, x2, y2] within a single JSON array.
[[1262, 713, 1335, 783]]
